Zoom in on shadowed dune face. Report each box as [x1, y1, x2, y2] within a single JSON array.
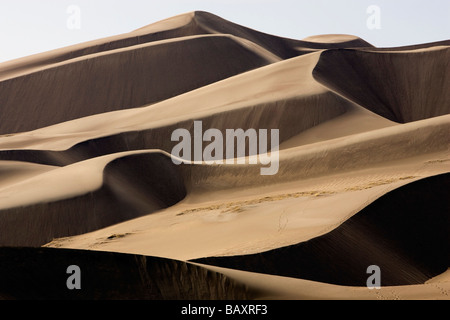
[[194, 173, 450, 286], [192, 12, 373, 57], [0, 11, 448, 300], [0, 11, 374, 84], [0, 92, 351, 166], [313, 47, 450, 123], [0, 11, 379, 136], [0, 153, 186, 247], [0, 247, 251, 300], [0, 11, 294, 82], [0, 35, 276, 135]]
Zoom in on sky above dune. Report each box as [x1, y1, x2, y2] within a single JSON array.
[[0, 0, 449, 63]]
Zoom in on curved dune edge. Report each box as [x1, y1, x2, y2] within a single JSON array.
[[196, 263, 450, 300], [2, 106, 446, 248], [0, 34, 277, 135], [0, 151, 186, 247], [0, 113, 447, 245], [0, 44, 447, 164], [2, 116, 447, 248], [193, 173, 450, 287], [0, 247, 251, 300], [0, 161, 57, 189], [0, 10, 374, 82], [0, 11, 448, 301], [0, 10, 317, 82], [0, 10, 380, 135], [37, 172, 449, 300], [0, 50, 327, 153], [43, 150, 449, 263], [0, 246, 447, 300], [301, 34, 373, 48], [0, 11, 280, 81], [312, 46, 450, 123]]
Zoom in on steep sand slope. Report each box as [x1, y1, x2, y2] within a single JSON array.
[[0, 11, 376, 135], [1, 114, 447, 247], [0, 247, 251, 300], [195, 173, 450, 286], [0, 11, 448, 300], [43, 147, 449, 260], [0, 50, 398, 167], [1, 246, 448, 300], [0, 11, 373, 83], [0, 51, 346, 163], [0, 151, 186, 247], [0, 34, 279, 134], [313, 46, 450, 122], [199, 264, 450, 300]]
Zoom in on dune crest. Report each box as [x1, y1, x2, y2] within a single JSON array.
[[0, 12, 448, 300]]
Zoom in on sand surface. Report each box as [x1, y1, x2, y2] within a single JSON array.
[[0, 11, 448, 300]]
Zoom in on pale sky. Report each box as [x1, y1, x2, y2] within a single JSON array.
[[0, 0, 449, 63]]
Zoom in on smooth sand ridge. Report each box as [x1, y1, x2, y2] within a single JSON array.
[[184, 114, 449, 191], [0, 61, 448, 248], [0, 11, 373, 82], [0, 11, 290, 82], [0, 34, 280, 135], [0, 50, 399, 168], [1, 246, 448, 300], [301, 34, 373, 47], [0, 10, 377, 135], [194, 173, 450, 286], [41, 172, 448, 296], [0, 11, 448, 300], [1, 113, 447, 247], [359, 39, 450, 52], [0, 51, 327, 151], [0, 247, 252, 300], [0, 161, 57, 189], [1, 43, 448, 157], [0, 150, 187, 247], [42, 146, 449, 260], [0, 11, 273, 81], [313, 45, 450, 123], [191, 11, 373, 54], [196, 263, 450, 300]]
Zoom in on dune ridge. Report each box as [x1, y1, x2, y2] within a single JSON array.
[[0, 247, 251, 300], [0, 152, 186, 247], [0, 34, 279, 134], [194, 173, 450, 286], [313, 46, 450, 122], [0, 11, 376, 135], [0, 11, 448, 300]]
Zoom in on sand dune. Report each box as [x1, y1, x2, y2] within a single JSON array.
[[0, 12, 448, 300], [0, 247, 250, 300], [313, 46, 450, 122], [0, 11, 371, 83], [194, 173, 450, 286], [1, 11, 377, 135], [0, 161, 56, 189], [0, 34, 279, 134], [0, 151, 186, 247]]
